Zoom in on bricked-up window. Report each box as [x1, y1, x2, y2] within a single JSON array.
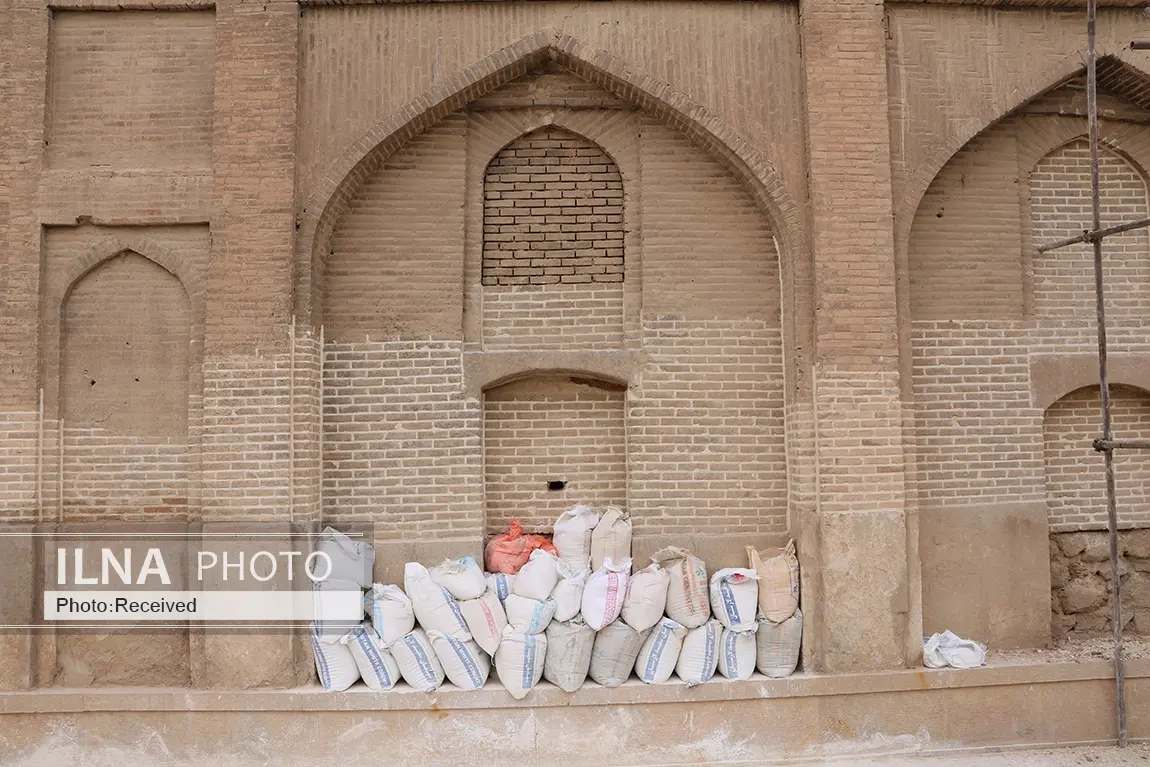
[[1045, 385, 1150, 531], [482, 127, 624, 350]]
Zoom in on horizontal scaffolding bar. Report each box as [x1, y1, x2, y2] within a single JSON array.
[[1132, 40, 1150, 50], [1094, 438, 1150, 451], [1037, 215, 1150, 252]]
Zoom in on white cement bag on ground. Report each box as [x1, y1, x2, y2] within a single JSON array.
[[553, 505, 599, 570], [589, 619, 649, 688], [923, 630, 987, 669], [313, 578, 365, 644], [486, 572, 515, 603], [621, 562, 670, 632], [512, 549, 560, 601], [543, 616, 596, 692], [552, 560, 589, 622], [717, 626, 757, 681], [404, 562, 471, 641], [343, 622, 400, 691], [312, 526, 375, 587], [676, 619, 721, 686], [310, 623, 360, 691], [459, 587, 507, 656], [391, 628, 445, 692], [590, 507, 632, 572], [365, 584, 415, 645], [495, 628, 547, 699], [635, 617, 687, 684], [756, 608, 802, 678], [748, 540, 800, 623], [710, 568, 760, 631], [504, 594, 556, 635], [654, 546, 710, 629], [581, 557, 631, 630], [429, 556, 487, 601], [428, 631, 491, 690]]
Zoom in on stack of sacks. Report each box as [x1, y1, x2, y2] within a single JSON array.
[[590, 507, 632, 571], [309, 527, 375, 691], [425, 556, 490, 690], [710, 568, 760, 681], [748, 541, 802, 678]]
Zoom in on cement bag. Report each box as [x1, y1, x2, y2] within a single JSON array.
[[553, 505, 599, 570], [312, 526, 375, 587], [717, 626, 757, 681], [748, 540, 800, 623], [621, 562, 670, 632], [487, 520, 552, 574], [428, 631, 491, 691], [543, 616, 596, 692], [404, 562, 471, 641], [343, 623, 400, 691], [486, 572, 516, 603], [590, 507, 632, 572], [654, 546, 711, 629], [923, 630, 987, 670], [430, 556, 486, 601], [313, 578, 364, 644], [495, 628, 547, 699], [676, 619, 721, 686], [391, 628, 445, 692], [365, 584, 415, 645], [581, 557, 631, 630], [589, 619, 649, 688], [552, 560, 589, 622], [513, 549, 559, 602], [756, 608, 802, 679], [459, 588, 507, 656], [504, 594, 556, 635], [710, 568, 760, 631], [310, 624, 360, 691], [636, 617, 687, 684]]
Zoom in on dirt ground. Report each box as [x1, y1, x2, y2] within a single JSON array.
[[818, 743, 1150, 766]]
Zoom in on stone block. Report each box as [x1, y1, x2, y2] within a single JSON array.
[[371, 537, 484, 586]]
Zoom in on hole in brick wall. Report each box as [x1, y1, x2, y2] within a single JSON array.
[[548, 480, 566, 491]]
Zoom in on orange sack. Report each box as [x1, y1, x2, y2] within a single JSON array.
[[485, 521, 558, 574]]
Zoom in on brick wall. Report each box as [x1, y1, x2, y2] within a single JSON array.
[[482, 126, 625, 350], [484, 375, 626, 534]]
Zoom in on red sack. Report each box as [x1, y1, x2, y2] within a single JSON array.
[[485, 521, 559, 574]]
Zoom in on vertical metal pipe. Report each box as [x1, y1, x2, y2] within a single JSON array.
[[1087, 0, 1128, 747]]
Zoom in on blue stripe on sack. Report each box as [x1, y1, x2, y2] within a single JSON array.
[[405, 635, 436, 684], [720, 580, 739, 625], [522, 635, 537, 690], [643, 624, 670, 682], [495, 575, 509, 601], [310, 631, 332, 689], [724, 631, 738, 677], [355, 628, 392, 689], [528, 600, 545, 633], [441, 586, 467, 632], [702, 623, 716, 681], [373, 600, 382, 637], [447, 636, 483, 688]]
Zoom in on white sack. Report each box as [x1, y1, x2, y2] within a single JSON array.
[[543, 616, 596, 692], [428, 631, 491, 691], [756, 608, 802, 679], [391, 628, 445, 692], [310, 623, 360, 691], [312, 526, 375, 587], [676, 619, 721, 686], [486, 572, 515, 603], [581, 557, 631, 631], [343, 622, 400, 691], [710, 568, 761, 631], [495, 628, 547, 700], [621, 562, 670, 632], [590, 507, 632, 572], [748, 541, 800, 623], [365, 584, 415, 645], [312, 578, 365, 644], [654, 546, 711, 629], [429, 556, 487, 601], [504, 594, 556, 635], [404, 562, 471, 641], [635, 617, 687, 684], [717, 626, 757, 681], [552, 560, 589, 622], [589, 619, 649, 688], [459, 588, 508, 656], [512, 549, 560, 601], [553, 505, 600, 570], [923, 630, 987, 670]]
